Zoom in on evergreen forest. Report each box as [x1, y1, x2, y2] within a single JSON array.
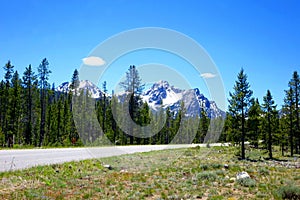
[[0, 59, 299, 159]]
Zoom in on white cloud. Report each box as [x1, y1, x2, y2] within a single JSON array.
[[82, 56, 106, 66], [200, 73, 217, 79]]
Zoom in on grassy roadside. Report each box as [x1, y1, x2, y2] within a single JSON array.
[[0, 146, 299, 199]]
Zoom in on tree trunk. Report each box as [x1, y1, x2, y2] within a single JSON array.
[[268, 115, 272, 159], [290, 110, 294, 157], [241, 107, 245, 160], [39, 90, 46, 147], [295, 80, 299, 154]]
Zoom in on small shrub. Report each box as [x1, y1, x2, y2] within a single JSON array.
[[237, 178, 256, 187], [277, 185, 300, 200], [215, 170, 225, 176], [247, 149, 263, 160], [229, 164, 241, 172], [199, 163, 222, 171], [258, 167, 270, 175], [199, 164, 209, 171], [211, 163, 222, 169], [197, 171, 217, 182], [234, 148, 242, 157]]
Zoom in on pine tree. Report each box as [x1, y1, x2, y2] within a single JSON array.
[[70, 69, 80, 90], [288, 71, 300, 153], [101, 81, 108, 134], [262, 90, 277, 159], [0, 81, 5, 146], [9, 71, 22, 145], [4, 61, 14, 85], [45, 83, 56, 145], [56, 97, 63, 144], [62, 95, 71, 144], [223, 111, 241, 144], [195, 108, 209, 143], [119, 65, 145, 144], [228, 68, 253, 159], [3, 61, 14, 147], [139, 102, 151, 144], [159, 107, 172, 144], [22, 64, 37, 144], [37, 58, 51, 147], [200, 108, 210, 143], [280, 102, 291, 156], [110, 95, 118, 144], [284, 87, 295, 156], [172, 102, 187, 144], [31, 78, 40, 146], [69, 69, 80, 145], [248, 98, 262, 148]]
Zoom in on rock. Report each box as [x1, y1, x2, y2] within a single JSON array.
[[224, 164, 229, 169], [103, 164, 112, 170], [229, 177, 236, 182], [236, 171, 250, 180]]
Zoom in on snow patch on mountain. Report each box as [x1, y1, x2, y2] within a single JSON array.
[[57, 80, 225, 118], [142, 80, 183, 109], [56, 80, 106, 99], [142, 80, 225, 118]]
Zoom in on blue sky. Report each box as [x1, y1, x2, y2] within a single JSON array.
[[1, 0, 300, 110]]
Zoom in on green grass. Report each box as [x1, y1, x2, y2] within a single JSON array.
[[0, 146, 299, 199]]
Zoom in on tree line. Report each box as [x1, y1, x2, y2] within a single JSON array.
[[222, 69, 300, 159], [0, 61, 212, 147], [0, 58, 299, 159], [73, 65, 216, 146], [0, 59, 80, 147]]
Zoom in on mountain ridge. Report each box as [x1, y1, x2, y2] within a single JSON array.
[[56, 80, 225, 118]]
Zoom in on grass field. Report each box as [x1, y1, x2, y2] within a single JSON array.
[[1, 146, 299, 199]]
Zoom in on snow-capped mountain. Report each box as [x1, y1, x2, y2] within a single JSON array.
[[56, 80, 106, 99], [142, 80, 225, 118], [143, 81, 183, 107], [57, 80, 225, 118]]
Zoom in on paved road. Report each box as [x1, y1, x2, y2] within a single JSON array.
[[1, 144, 210, 172]]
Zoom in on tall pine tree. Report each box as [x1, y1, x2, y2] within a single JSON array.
[[284, 87, 295, 156], [228, 68, 253, 159], [3, 61, 14, 147], [119, 65, 145, 144], [248, 98, 262, 148], [288, 71, 300, 153], [22, 64, 37, 144], [37, 58, 51, 147], [262, 90, 277, 159], [9, 71, 22, 145]]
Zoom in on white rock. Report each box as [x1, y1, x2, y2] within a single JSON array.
[[236, 171, 250, 180]]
